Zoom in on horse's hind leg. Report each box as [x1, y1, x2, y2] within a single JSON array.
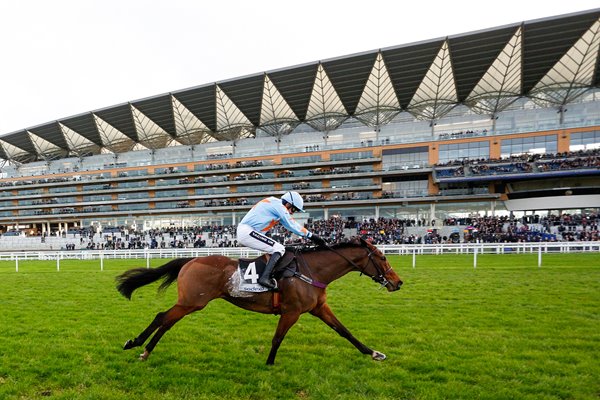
[[139, 304, 196, 361], [123, 311, 167, 350]]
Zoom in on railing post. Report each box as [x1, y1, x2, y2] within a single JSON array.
[[100, 252, 104, 271], [538, 246, 542, 268], [474, 247, 478, 269], [412, 248, 416, 269], [15, 255, 18, 272]]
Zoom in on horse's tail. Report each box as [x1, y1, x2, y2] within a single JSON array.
[[116, 257, 194, 299]]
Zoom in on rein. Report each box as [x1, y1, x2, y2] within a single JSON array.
[[322, 243, 392, 288], [287, 242, 391, 290]]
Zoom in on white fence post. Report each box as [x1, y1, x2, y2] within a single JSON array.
[[412, 248, 416, 268], [56, 253, 60, 272], [474, 247, 478, 269], [15, 255, 18, 272], [146, 251, 150, 269], [100, 253, 104, 271], [538, 246, 542, 268]]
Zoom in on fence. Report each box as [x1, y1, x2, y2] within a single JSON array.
[[0, 242, 598, 272]]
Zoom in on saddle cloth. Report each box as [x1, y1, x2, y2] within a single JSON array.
[[236, 254, 295, 292], [237, 256, 270, 292]]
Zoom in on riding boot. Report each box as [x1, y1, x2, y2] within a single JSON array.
[[258, 252, 282, 289]]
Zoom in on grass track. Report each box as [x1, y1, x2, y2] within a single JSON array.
[[0, 253, 598, 399]]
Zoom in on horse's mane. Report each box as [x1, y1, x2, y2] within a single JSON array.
[[286, 236, 365, 253]]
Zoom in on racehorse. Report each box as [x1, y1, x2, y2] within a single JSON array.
[[116, 237, 403, 365]]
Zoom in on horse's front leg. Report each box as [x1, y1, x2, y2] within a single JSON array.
[[310, 303, 386, 361], [266, 312, 300, 365]]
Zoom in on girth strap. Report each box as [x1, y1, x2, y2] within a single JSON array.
[[294, 273, 327, 289], [272, 291, 281, 314]]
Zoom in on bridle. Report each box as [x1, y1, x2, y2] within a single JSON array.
[[325, 243, 393, 289]]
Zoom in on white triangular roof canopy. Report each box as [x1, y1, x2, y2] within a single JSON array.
[[354, 52, 401, 127], [93, 113, 136, 153], [0, 139, 30, 161], [466, 26, 523, 114], [27, 131, 67, 160], [171, 95, 215, 145], [408, 40, 458, 120], [260, 74, 300, 136], [59, 122, 99, 156], [131, 104, 172, 149], [216, 85, 253, 131], [306, 63, 347, 120], [530, 18, 600, 107]]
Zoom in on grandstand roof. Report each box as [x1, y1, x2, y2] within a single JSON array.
[[1, 9, 599, 163]]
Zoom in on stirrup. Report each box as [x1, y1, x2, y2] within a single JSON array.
[[259, 277, 278, 290]]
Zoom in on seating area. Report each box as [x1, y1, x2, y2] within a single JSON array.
[[435, 149, 600, 179]]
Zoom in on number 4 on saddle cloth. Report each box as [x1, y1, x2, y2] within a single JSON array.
[[237, 253, 296, 292]]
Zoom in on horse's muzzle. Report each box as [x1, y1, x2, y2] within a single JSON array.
[[386, 279, 402, 292]]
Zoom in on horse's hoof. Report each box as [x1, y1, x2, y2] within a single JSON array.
[[123, 339, 135, 350], [372, 351, 386, 361], [139, 350, 149, 361]]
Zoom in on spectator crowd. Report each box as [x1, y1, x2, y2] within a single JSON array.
[[31, 211, 596, 251]]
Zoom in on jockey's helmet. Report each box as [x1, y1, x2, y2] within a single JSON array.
[[281, 191, 304, 213]]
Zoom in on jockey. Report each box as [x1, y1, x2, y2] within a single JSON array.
[[237, 191, 326, 289]]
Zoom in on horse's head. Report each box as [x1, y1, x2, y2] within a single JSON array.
[[355, 238, 403, 292]]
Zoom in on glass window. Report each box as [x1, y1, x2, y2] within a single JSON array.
[[155, 190, 188, 198], [55, 197, 77, 204], [330, 178, 374, 188], [116, 192, 148, 200], [195, 187, 229, 195], [83, 195, 113, 202], [118, 181, 149, 188], [83, 183, 112, 191], [382, 180, 428, 198], [117, 204, 148, 211], [48, 186, 77, 194], [438, 141, 489, 163], [155, 178, 180, 186], [501, 134, 557, 158], [330, 151, 373, 161], [570, 131, 600, 151], [154, 202, 178, 209], [382, 146, 429, 170], [282, 181, 321, 190], [282, 155, 321, 164], [17, 189, 43, 196], [237, 184, 276, 193]]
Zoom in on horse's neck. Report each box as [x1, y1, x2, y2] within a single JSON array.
[[302, 248, 360, 284]]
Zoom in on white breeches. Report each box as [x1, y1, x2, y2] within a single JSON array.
[[237, 224, 285, 255]]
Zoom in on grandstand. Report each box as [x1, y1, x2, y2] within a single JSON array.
[[0, 9, 598, 249]]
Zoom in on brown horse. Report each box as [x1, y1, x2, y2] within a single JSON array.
[[116, 237, 403, 365]]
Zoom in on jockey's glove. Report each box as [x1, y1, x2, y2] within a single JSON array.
[[309, 234, 327, 247]]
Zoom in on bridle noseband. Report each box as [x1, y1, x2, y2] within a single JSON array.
[[326, 244, 392, 289]]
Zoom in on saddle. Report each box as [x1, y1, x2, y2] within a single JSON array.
[[237, 252, 297, 292]]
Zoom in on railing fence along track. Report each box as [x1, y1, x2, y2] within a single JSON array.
[[1, 242, 599, 272]]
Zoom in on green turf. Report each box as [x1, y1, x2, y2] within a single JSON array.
[[0, 253, 598, 399]]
